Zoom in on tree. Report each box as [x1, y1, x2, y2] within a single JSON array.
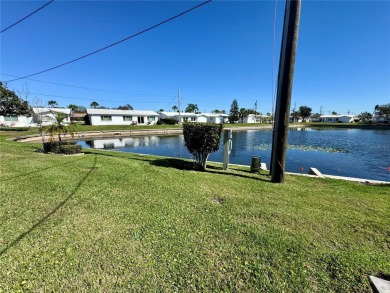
[[229, 99, 239, 123], [67, 104, 78, 112], [158, 109, 164, 112], [374, 104, 390, 115], [172, 105, 178, 112], [298, 106, 312, 120], [358, 111, 372, 123], [117, 104, 133, 110], [239, 108, 248, 123], [291, 110, 300, 122], [90, 101, 99, 108], [211, 109, 226, 114], [45, 111, 75, 144], [183, 123, 223, 171], [331, 111, 338, 115], [0, 82, 32, 116], [185, 103, 199, 113], [48, 100, 58, 108]]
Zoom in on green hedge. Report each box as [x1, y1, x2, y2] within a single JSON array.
[[59, 144, 82, 155], [0, 127, 30, 131], [43, 141, 82, 154]]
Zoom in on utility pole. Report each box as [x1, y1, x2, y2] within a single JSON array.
[[293, 102, 296, 123], [255, 100, 258, 123], [320, 105, 322, 115], [178, 89, 181, 123], [270, 0, 301, 183]]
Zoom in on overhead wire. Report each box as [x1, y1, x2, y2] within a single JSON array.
[[1, 73, 174, 98], [1, 0, 54, 34], [27, 91, 174, 104], [5, 0, 213, 83]]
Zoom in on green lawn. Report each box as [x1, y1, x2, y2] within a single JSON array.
[[0, 131, 389, 292]]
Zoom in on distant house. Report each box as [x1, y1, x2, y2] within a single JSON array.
[[86, 109, 159, 125], [318, 115, 356, 123], [32, 107, 72, 126], [205, 113, 229, 124], [244, 114, 267, 124], [0, 114, 33, 127], [159, 112, 228, 124], [372, 114, 390, 124]]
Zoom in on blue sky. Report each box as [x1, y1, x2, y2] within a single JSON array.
[[1, 0, 389, 115]]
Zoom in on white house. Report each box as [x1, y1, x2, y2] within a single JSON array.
[[86, 109, 159, 126], [372, 114, 390, 124], [0, 114, 33, 127], [204, 113, 228, 124], [159, 112, 228, 124], [243, 114, 266, 124], [318, 115, 355, 123], [32, 107, 72, 126]]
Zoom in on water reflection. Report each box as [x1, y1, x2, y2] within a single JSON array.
[[78, 128, 390, 182]]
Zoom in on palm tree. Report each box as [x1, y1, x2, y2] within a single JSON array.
[[185, 103, 199, 113], [45, 111, 75, 144], [90, 101, 99, 109], [172, 105, 178, 112], [48, 100, 58, 108], [239, 108, 248, 123], [67, 104, 78, 112]]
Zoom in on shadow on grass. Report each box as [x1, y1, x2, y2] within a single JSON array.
[[0, 156, 98, 257], [2, 156, 89, 182], [150, 158, 271, 183]]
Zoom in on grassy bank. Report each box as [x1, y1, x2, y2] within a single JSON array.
[[0, 132, 389, 292]]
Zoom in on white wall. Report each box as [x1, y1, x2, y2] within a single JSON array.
[[90, 114, 158, 126], [0, 115, 33, 127]]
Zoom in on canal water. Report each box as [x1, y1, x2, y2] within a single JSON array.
[[78, 128, 390, 182]]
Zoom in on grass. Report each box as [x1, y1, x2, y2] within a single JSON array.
[[0, 130, 389, 292]]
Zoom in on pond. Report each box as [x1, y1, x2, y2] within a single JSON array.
[[78, 128, 390, 182]]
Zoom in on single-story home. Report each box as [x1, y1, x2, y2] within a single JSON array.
[[32, 107, 72, 126], [159, 112, 228, 124], [0, 114, 33, 127], [318, 115, 356, 123], [372, 114, 390, 124], [243, 114, 268, 124], [86, 109, 159, 125]]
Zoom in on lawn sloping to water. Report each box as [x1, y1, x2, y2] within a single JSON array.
[[0, 133, 389, 292]]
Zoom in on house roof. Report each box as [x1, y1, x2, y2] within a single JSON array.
[[33, 107, 71, 115], [87, 109, 158, 116], [319, 115, 354, 118], [160, 112, 228, 118]]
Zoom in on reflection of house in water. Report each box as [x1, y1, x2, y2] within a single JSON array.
[[88, 136, 161, 149]]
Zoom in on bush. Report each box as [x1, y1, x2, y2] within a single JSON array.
[[59, 144, 82, 155], [0, 127, 30, 131], [183, 123, 223, 171], [43, 141, 82, 154], [159, 118, 177, 125]]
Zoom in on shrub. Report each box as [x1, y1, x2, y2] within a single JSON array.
[[43, 141, 81, 154], [58, 144, 82, 155], [0, 127, 30, 131], [159, 118, 177, 125], [183, 123, 223, 171]]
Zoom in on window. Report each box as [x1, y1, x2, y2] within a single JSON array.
[[190, 117, 196, 122], [101, 116, 112, 121], [123, 116, 132, 121], [137, 116, 145, 124], [147, 116, 156, 122], [4, 116, 18, 121]]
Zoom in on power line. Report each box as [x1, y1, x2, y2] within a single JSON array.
[[1, 73, 174, 98], [5, 0, 213, 83], [1, 0, 54, 34], [27, 91, 173, 104]]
